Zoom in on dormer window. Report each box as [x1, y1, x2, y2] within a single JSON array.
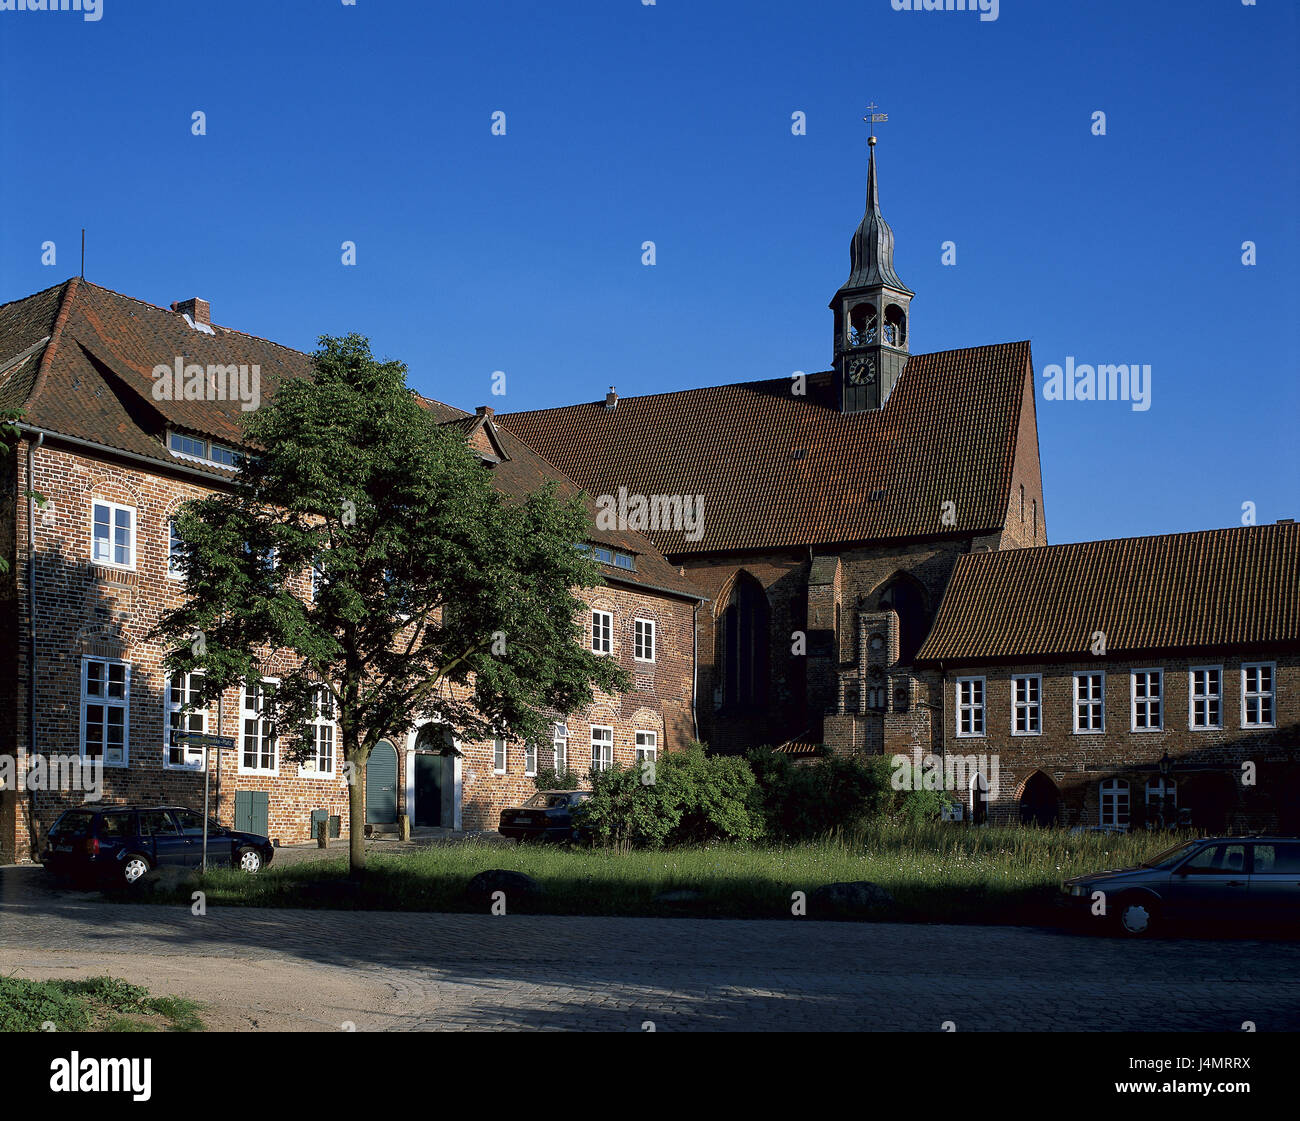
[[576, 543, 637, 571], [168, 431, 240, 469]]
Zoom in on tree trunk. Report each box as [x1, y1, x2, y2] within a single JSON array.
[[347, 751, 366, 880]]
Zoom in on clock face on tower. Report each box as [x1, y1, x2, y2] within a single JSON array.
[[847, 354, 877, 385]]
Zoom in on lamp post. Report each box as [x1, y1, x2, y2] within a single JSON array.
[[1157, 751, 1173, 829]]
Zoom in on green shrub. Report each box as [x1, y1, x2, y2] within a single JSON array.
[[746, 747, 893, 841], [661, 742, 764, 844], [534, 766, 583, 791], [576, 762, 681, 850]]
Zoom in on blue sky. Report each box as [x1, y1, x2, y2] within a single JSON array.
[[2, 0, 1296, 544]]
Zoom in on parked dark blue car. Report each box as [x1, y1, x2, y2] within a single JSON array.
[[498, 790, 593, 843], [42, 805, 274, 887]]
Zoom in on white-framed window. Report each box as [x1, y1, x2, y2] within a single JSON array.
[[1241, 663, 1276, 728], [1011, 674, 1041, 735], [1145, 776, 1177, 814], [956, 677, 985, 737], [552, 723, 568, 774], [301, 687, 335, 777], [634, 618, 656, 662], [167, 518, 184, 579], [1073, 672, 1105, 733], [635, 730, 658, 764], [241, 679, 278, 774], [165, 671, 208, 769], [81, 657, 129, 766], [1188, 666, 1223, 730], [493, 736, 507, 774], [590, 725, 614, 772], [91, 499, 135, 569], [524, 741, 537, 777], [310, 561, 323, 601], [1130, 669, 1163, 731], [1099, 778, 1130, 829], [168, 430, 239, 470], [591, 609, 613, 654]]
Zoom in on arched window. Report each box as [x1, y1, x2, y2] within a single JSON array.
[[849, 303, 877, 346], [970, 771, 989, 825], [884, 304, 906, 347], [717, 572, 770, 710], [1100, 779, 1130, 829], [1032, 498, 1038, 542], [1145, 777, 1177, 828], [873, 572, 929, 665]]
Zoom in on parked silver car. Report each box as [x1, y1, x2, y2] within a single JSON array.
[[1062, 836, 1300, 936]]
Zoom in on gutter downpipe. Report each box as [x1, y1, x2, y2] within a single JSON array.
[[691, 599, 701, 744], [26, 432, 44, 856]]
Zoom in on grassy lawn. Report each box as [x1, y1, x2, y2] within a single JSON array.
[[0, 976, 204, 1032], [152, 822, 1183, 924]]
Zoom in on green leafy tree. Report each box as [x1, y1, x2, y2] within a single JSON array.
[[154, 334, 629, 877]]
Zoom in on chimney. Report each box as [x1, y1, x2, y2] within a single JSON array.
[[171, 297, 210, 326], [476, 405, 494, 417], [605, 386, 618, 410]]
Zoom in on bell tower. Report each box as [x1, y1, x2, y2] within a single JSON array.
[[830, 107, 914, 413]]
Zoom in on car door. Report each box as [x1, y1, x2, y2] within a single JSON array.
[[169, 809, 212, 868], [138, 809, 188, 867], [1248, 842, 1300, 921], [1166, 842, 1251, 919]]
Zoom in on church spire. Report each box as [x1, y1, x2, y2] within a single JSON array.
[[829, 106, 915, 414]]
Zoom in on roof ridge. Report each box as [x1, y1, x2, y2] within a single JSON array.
[[0, 277, 76, 316], [27, 276, 81, 408], [962, 521, 1296, 562]]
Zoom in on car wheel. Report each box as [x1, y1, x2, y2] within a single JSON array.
[[121, 855, 151, 887], [1115, 895, 1158, 937], [237, 848, 263, 874]]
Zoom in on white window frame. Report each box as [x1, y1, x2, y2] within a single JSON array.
[[493, 736, 507, 774], [300, 686, 336, 778], [635, 730, 658, 764], [1073, 672, 1105, 734], [164, 670, 209, 770], [552, 723, 568, 774], [1241, 662, 1276, 728], [591, 609, 613, 655], [634, 617, 656, 663], [1130, 668, 1163, 732], [1011, 674, 1041, 736], [90, 499, 136, 570], [1099, 778, 1130, 829], [1188, 665, 1223, 730], [240, 677, 279, 776], [590, 724, 614, 772], [80, 656, 130, 767], [167, 517, 185, 580], [955, 676, 985, 738], [524, 741, 537, 777], [1144, 776, 1177, 810]]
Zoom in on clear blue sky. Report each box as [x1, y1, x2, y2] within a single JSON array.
[[2, 0, 1296, 544]]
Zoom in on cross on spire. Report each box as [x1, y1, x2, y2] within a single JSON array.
[[863, 102, 888, 146]]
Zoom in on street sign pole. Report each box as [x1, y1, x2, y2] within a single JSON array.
[[172, 731, 235, 874], [202, 743, 210, 872]]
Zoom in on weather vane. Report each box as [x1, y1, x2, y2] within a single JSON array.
[[864, 102, 888, 146]]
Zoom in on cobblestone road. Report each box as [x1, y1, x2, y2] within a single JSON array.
[[1, 868, 1297, 1031]]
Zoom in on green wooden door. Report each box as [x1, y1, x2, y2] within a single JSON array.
[[365, 740, 399, 825], [234, 790, 269, 837], [414, 753, 443, 827]]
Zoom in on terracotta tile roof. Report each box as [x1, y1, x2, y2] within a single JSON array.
[[497, 340, 1034, 554], [916, 523, 1300, 664], [0, 278, 701, 601]]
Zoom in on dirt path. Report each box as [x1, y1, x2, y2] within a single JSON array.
[[0, 949, 396, 1032]]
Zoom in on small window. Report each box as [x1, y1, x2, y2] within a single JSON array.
[[91, 500, 135, 569], [1011, 674, 1041, 735], [635, 730, 657, 764], [1188, 667, 1222, 730], [1145, 777, 1177, 824], [1099, 779, 1129, 829], [241, 679, 278, 774], [165, 671, 208, 769], [303, 687, 335, 777], [1242, 663, 1275, 728], [591, 609, 613, 654], [170, 432, 206, 458], [1131, 669, 1163, 731], [956, 677, 985, 737], [552, 723, 568, 774], [634, 618, 656, 662], [614, 553, 636, 570], [593, 547, 614, 565], [493, 737, 507, 774], [167, 518, 184, 579], [524, 741, 537, 777], [590, 725, 613, 772], [1074, 672, 1105, 733], [81, 657, 129, 766]]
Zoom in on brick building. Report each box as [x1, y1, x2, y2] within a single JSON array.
[[0, 280, 702, 862], [915, 525, 1300, 831]]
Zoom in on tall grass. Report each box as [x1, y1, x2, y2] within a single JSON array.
[[160, 823, 1184, 924]]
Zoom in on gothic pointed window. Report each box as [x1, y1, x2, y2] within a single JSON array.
[[874, 572, 928, 665], [717, 572, 769, 710]]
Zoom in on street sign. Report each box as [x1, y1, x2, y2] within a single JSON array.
[[171, 731, 235, 750]]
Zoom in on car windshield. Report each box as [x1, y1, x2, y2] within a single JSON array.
[[523, 793, 563, 808], [1141, 840, 1202, 869]]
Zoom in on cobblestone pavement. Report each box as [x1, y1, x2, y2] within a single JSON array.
[[1, 867, 1297, 1031]]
